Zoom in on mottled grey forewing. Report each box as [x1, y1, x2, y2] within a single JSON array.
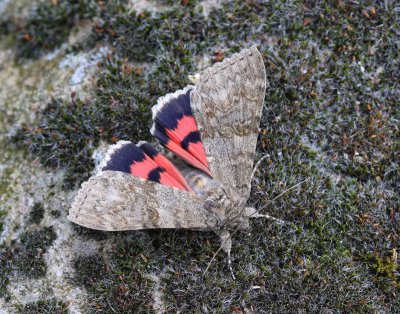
[[68, 171, 214, 231], [191, 47, 266, 199]]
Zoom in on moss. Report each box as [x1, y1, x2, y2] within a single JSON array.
[[154, 0, 200, 6], [0, 146, 21, 295], [96, 7, 208, 63], [0, 15, 12, 43], [0, 210, 5, 235], [29, 202, 45, 224], [72, 236, 157, 313], [17, 299, 68, 314], [7, 0, 98, 59], [13, 97, 98, 189], [72, 224, 110, 241], [0, 165, 13, 199], [0, 0, 129, 59], [0, 142, 17, 235], [14, 226, 56, 277], [50, 210, 61, 218], [0, 227, 56, 297], [366, 252, 400, 292], [373, 254, 398, 281]]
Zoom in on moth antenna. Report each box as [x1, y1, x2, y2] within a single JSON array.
[[255, 178, 310, 215], [249, 154, 293, 225], [203, 250, 218, 276], [227, 249, 236, 280], [204, 178, 310, 277], [250, 154, 269, 183], [203, 230, 235, 279], [247, 178, 311, 225], [245, 208, 285, 225]]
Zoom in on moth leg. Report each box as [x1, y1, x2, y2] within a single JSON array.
[[217, 229, 235, 280], [244, 207, 285, 225]]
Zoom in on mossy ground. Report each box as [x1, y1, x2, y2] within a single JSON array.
[[16, 299, 68, 314], [0, 227, 56, 299], [1, 0, 399, 312]]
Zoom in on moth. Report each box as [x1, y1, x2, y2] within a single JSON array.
[[68, 47, 267, 271]]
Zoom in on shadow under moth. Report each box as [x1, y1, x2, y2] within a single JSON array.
[[68, 47, 269, 276]]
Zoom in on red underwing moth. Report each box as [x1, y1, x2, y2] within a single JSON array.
[[68, 46, 267, 272]]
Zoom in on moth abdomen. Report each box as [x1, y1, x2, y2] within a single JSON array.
[[179, 167, 220, 199]]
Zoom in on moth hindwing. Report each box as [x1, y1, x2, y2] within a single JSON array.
[[68, 46, 266, 266]]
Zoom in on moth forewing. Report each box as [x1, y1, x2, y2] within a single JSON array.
[[190, 46, 266, 202], [68, 171, 216, 231]]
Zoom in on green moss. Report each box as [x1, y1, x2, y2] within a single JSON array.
[[373, 254, 398, 280], [96, 7, 208, 63], [29, 202, 45, 224], [17, 299, 68, 314], [0, 227, 56, 297], [0, 0, 129, 59], [8, 0, 98, 59], [50, 210, 61, 218], [0, 16, 7, 34], [0, 166, 13, 199], [15, 226, 56, 277], [72, 224, 110, 241], [0, 210, 5, 235], [153, 0, 200, 6], [0, 143, 16, 235], [72, 236, 157, 313], [366, 252, 400, 292], [13, 97, 98, 189]]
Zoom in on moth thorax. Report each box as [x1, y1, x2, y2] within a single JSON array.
[[180, 168, 220, 200]]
